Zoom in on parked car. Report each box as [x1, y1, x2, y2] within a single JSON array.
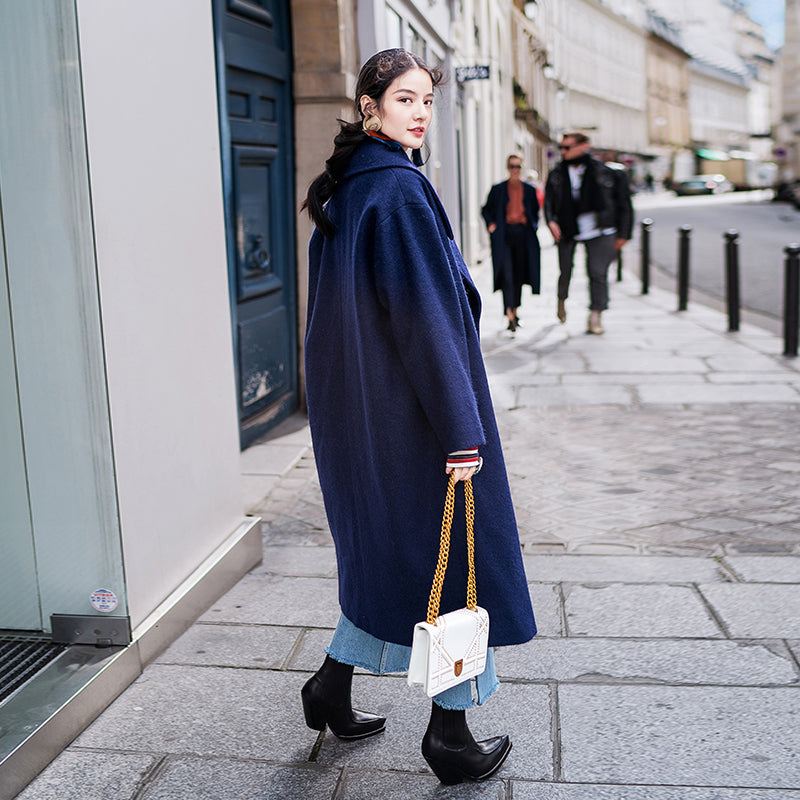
[[674, 175, 734, 196], [774, 180, 800, 210]]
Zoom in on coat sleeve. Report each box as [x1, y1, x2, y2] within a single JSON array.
[[543, 172, 557, 225], [481, 185, 497, 228], [613, 169, 634, 240], [373, 201, 486, 455], [526, 183, 540, 227]]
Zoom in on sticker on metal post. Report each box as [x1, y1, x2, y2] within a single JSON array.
[[89, 588, 118, 613]]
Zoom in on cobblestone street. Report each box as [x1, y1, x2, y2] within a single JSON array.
[[19, 242, 800, 798]]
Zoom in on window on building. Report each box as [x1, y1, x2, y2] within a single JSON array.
[[408, 24, 427, 61], [386, 7, 403, 49]]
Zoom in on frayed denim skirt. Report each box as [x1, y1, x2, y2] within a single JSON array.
[[326, 612, 499, 711]]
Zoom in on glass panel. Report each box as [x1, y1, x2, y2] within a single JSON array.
[[0, 222, 40, 631], [0, 3, 127, 632]]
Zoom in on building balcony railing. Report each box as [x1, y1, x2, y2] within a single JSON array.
[[514, 105, 552, 140]]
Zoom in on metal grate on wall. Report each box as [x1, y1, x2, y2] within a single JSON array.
[[0, 637, 67, 705]]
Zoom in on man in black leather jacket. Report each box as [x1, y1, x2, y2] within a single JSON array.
[[544, 132, 633, 334]]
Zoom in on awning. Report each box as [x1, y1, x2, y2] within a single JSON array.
[[695, 148, 730, 161]]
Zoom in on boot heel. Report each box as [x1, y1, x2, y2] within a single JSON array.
[[301, 691, 327, 732], [422, 755, 465, 786]]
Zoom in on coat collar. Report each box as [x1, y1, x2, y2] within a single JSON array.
[[342, 136, 454, 240], [341, 134, 417, 180]]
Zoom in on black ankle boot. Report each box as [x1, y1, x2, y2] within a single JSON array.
[[421, 702, 511, 785], [301, 655, 386, 740]]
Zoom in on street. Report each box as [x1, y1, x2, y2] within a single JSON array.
[[631, 190, 800, 319], [18, 243, 800, 799]]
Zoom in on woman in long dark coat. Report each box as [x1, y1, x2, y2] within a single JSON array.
[[481, 160, 541, 333], [300, 49, 536, 785]]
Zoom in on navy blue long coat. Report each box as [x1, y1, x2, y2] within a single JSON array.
[[305, 135, 537, 648], [481, 180, 541, 294]]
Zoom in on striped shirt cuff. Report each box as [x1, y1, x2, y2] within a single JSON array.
[[447, 447, 481, 471]]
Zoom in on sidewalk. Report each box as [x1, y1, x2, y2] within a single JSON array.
[[18, 241, 800, 799]]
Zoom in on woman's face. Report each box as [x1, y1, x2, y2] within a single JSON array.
[[362, 67, 433, 151]]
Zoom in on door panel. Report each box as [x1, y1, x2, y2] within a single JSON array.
[[233, 144, 282, 302], [238, 307, 290, 409], [214, 0, 297, 443]]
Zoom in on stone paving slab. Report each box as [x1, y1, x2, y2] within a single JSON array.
[[252, 544, 338, 577], [200, 574, 341, 628], [288, 627, 338, 672], [241, 474, 279, 513], [74, 664, 319, 762], [722, 555, 800, 583], [139, 758, 339, 800], [511, 782, 800, 799], [529, 583, 563, 636], [337, 769, 505, 799], [559, 684, 800, 788], [788, 640, 800, 662], [637, 383, 799, 404], [523, 554, 727, 583], [564, 584, 724, 637], [516, 385, 632, 407], [155, 622, 301, 670], [240, 441, 309, 476], [699, 584, 800, 638], [708, 371, 800, 383], [682, 516, 759, 534], [314, 677, 553, 781], [493, 637, 798, 685], [706, 353, 787, 372], [560, 372, 706, 384], [582, 354, 708, 373], [17, 751, 157, 800]]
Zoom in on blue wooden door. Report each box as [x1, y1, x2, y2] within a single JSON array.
[[214, 0, 297, 446]]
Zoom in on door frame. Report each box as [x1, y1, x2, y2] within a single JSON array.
[[211, 0, 299, 448]]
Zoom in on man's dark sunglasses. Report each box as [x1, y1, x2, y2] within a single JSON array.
[[559, 144, 572, 151]]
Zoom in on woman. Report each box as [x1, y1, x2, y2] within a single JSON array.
[[300, 49, 536, 785], [481, 155, 541, 334]]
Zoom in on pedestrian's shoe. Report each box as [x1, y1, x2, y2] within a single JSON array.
[[301, 655, 386, 740], [421, 702, 512, 785], [587, 310, 604, 335], [506, 317, 517, 334], [557, 299, 566, 323]]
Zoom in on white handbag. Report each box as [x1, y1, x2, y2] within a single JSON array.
[[408, 473, 490, 697]]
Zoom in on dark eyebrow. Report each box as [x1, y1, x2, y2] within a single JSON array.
[[393, 88, 434, 98]]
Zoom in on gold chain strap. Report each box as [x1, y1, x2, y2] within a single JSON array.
[[426, 472, 478, 625]]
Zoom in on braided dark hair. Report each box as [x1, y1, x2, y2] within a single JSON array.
[[300, 48, 443, 237]]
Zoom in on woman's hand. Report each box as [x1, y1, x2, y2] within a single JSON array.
[[446, 449, 482, 481], [487, 223, 497, 234], [446, 465, 478, 482]]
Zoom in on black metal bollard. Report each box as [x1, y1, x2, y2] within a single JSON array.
[[724, 230, 740, 332], [640, 218, 653, 295], [784, 243, 800, 357], [677, 225, 691, 311], [617, 249, 623, 282]]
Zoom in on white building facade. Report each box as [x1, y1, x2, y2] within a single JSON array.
[[511, 0, 555, 180], [689, 59, 750, 149], [543, 0, 649, 160], [778, 0, 800, 179]]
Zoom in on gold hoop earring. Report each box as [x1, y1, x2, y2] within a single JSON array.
[[362, 115, 382, 133]]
